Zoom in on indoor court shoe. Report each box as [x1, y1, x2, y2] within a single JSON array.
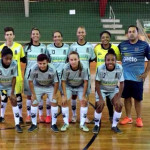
[[0, 117, 5, 123], [85, 117, 91, 124], [120, 117, 133, 125], [136, 118, 143, 127], [28, 124, 38, 132], [39, 116, 45, 123], [19, 117, 24, 124], [15, 124, 23, 133], [61, 124, 69, 131], [92, 125, 100, 134], [80, 124, 89, 132], [51, 124, 59, 132], [26, 115, 31, 123], [111, 126, 122, 134], [45, 116, 51, 123], [71, 116, 77, 123]]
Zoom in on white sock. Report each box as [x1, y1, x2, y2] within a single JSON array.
[[38, 100, 43, 117], [26, 99, 31, 116], [46, 98, 51, 116], [51, 106, 58, 125], [17, 102, 22, 117], [80, 107, 88, 126], [62, 107, 69, 125], [31, 106, 38, 125], [71, 99, 77, 117], [94, 111, 102, 126], [1, 102, 7, 118], [112, 111, 122, 127], [12, 106, 20, 125]]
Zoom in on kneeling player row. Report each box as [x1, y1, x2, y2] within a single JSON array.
[[0, 46, 123, 133]]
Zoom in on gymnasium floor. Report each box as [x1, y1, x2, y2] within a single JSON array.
[[0, 62, 150, 150]]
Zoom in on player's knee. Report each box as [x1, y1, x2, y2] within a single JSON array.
[[16, 94, 22, 103], [38, 105, 43, 110], [46, 105, 51, 109], [72, 105, 76, 110], [1, 91, 8, 103]]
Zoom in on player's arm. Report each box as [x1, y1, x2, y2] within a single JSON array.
[[11, 77, 16, 96], [29, 80, 37, 100]]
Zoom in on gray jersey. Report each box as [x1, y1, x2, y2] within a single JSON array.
[[47, 43, 69, 75], [29, 63, 58, 88], [69, 42, 95, 69], [0, 59, 17, 90], [24, 43, 47, 70], [62, 63, 89, 87], [96, 63, 124, 92]]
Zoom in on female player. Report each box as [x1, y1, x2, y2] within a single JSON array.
[[28, 54, 59, 132], [93, 49, 124, 134], [94, 31, 121, 122], [61, 51, 90, 132], [46, 31, 69, 123], [69, 26, 95, 123], [24, 28, 47, 123], [0, 46, 22, 133]]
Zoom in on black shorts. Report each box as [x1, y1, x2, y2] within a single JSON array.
[[122, 80, 143, 101]]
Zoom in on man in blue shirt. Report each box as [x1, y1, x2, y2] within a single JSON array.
[[118, 25, 150, 127]]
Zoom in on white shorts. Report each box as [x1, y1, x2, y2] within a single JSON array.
[[32, 86, 55, 105], [95, 88, 119, 102]]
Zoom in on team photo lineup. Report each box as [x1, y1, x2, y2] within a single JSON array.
[[0, 25, 150, 135]]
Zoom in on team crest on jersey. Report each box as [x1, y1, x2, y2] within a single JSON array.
[[134, 47, 139, 51], [15, 50, 17, 55], [98, 52, 102, 55], [0, 70, 2, 75], [41, 48, 43, 53], [86, 48, 89, 53], [123, 47, 127, 50], [35, 73, 38, 78], [52, 50, 55, 54], [63, 50, 66, 55], [11, 69, 14, 75], [48, 74, 51, 79]]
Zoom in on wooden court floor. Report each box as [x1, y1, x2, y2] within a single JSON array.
[[0, 62, 150, 150]]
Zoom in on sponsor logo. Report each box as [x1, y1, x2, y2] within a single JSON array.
[[123, 56, 137, 62]]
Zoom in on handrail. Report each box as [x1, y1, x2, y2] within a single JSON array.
[[136, 19, 150, 43], [109, 6, 116, 29]]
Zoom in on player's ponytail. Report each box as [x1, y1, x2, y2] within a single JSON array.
[[105, 48, 117, 61]]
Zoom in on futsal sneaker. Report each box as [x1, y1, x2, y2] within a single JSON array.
[[19, 117, 24, 124], [51, 124, 59, 132], [0, 117, 5, 123], [26, 115, 31, 123], [111, 126, 122, 134], [85, 117, 91, 124], [39, 116, 45, 123], [80, 124, 89, 132], [71, 116, 77, 123], [92, 125, 100, 134], [61, 124, 69, 131], [120, 117, 133, 125], [28, 124, 38, 132], [136, 118, 143, 127], [15, 124, 23, 133], [45, 116, 51, 123]]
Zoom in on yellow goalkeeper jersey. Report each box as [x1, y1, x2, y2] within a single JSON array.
[[94, 44, 121, 69], [0, 42, 25, 81]]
